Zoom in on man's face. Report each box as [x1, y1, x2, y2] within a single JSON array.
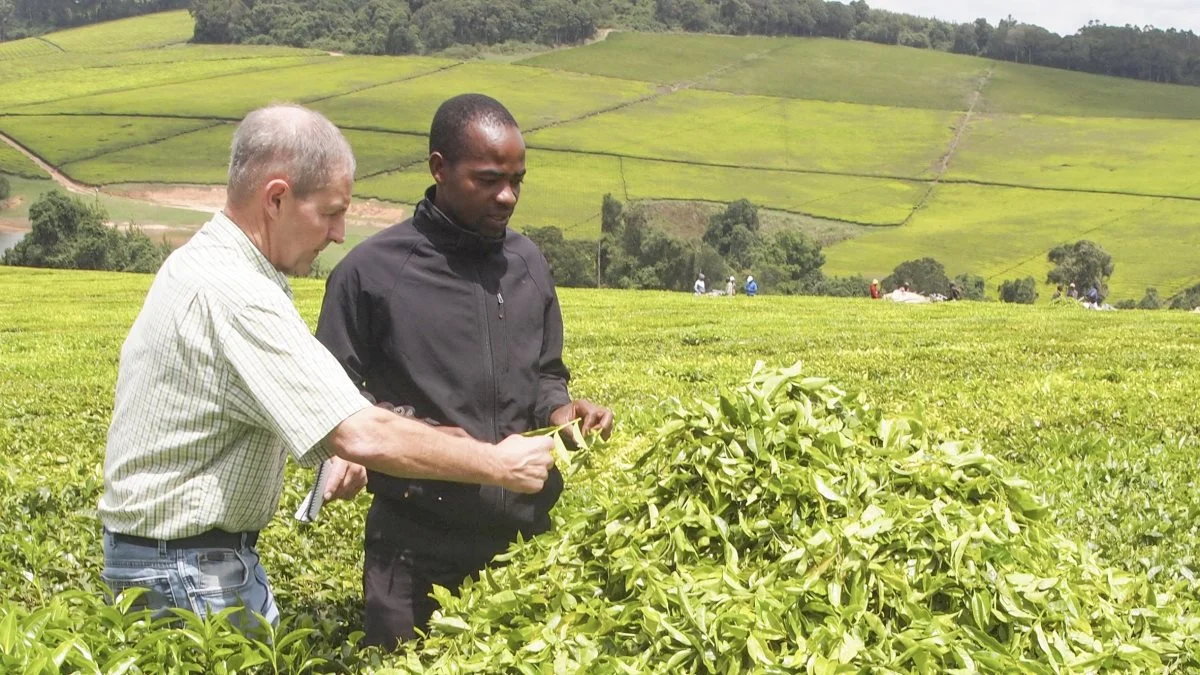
[[267, 172, 352, 276], [430, 120, 525, 237]]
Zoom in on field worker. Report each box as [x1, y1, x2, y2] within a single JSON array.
[[726, 276, 735, 296], [98, 104, 555, 634], [694, 273, 706, 295], [869, 279, 881, 299], [745, 275, 758, 296], [316, 94, 614, 649]]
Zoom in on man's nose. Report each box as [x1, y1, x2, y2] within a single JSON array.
[[329, 219, 346, 245], [497, 184, 517, 207]]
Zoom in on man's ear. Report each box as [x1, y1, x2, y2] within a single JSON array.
[[429, 152, 447, 185], [263, 179, 289, 222]]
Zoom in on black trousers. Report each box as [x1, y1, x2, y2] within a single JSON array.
[[361, 496, 516, 650]]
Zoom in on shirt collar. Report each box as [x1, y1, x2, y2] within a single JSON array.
[[206, 211, 293, 298]]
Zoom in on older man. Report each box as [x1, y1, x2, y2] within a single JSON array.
[[98, 104, 554, 632]]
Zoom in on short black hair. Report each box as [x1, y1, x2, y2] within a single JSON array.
[[429, 94, 519, 162]]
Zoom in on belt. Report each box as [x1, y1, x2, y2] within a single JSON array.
[[107, 529, 259, 550]]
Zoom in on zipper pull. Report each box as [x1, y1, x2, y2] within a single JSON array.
[[497, 292, 504, 319]]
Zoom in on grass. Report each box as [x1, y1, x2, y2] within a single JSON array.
[[2, 267, 1200, 669], [982, 61, 1200, 119], [0, 115, 217, 165], [311, 63, 657, 134], [525, 89, 957, 178], [821, 183, 1200, 300], [519, 31, 784, 84], [19, 56, 453, 118], [947, 113, 1200, 198], [39, 10, 194, 53]]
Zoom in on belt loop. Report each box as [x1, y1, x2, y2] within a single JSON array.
[[157, 539, 168, 557], [239, 532, 248, 549]]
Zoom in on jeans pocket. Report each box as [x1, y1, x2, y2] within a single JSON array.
[[190, 549, 252, 597], [101, 567, 177, 617]]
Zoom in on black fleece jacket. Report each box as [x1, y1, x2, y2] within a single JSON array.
[[315, 186, 572, 535]]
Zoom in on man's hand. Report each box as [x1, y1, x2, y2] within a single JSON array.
[[550, 400, 614, 441], [492, 434, 555, 494], [323, 456, 368, 501]]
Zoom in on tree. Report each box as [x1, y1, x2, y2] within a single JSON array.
[[998, 277, 1038, 304], [0, 174, 10, 202], [523, 225, 596, 287], [1137, 287, 1162, 310], [0, 0, 15, 41], [704, 199, 761, 271], [1046, 240, 1114, 298], [1, 190, 171, 272], [951, 23, 978, 54], [882, 257, 950, 295], [756, 229, 824, 294], [954, 273, 986, 300]]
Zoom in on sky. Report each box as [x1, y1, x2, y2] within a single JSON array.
[[866, 0, 1200, 36]]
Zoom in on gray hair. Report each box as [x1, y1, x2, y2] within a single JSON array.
[[227, 104, 356, 203]]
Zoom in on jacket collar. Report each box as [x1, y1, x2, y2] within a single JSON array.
[[413, 186, 506, 256]]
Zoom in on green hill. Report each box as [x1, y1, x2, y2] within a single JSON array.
[[2, 11, 1200, 299]]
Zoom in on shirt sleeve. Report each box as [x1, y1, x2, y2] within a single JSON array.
[[315, 261, 374, 395], [535, 284, 572, 428], [217, 293, 371, 466]]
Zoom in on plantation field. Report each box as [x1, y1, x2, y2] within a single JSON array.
[[0, 139, 45, 178], [0, 37, 59, 61], [0, 56, 324, 110], [19, 56, 455, 119], [0, 45, 321, 86], [524, 89, 957, 178], [520, 31, 786, 85], [311, 63, 658, 134], [0, 115, 217, 166], [37, 10, 194, 53], [822, 184, 1200, 299], [2, 267, 1200, 670], [947, 113, 1200, 198], [981, 61, 1200, 119]]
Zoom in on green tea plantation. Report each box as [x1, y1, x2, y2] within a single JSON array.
[[2, 267, 1199, 673]]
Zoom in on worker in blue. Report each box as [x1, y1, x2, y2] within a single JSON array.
[[744, 275, 758, 297]]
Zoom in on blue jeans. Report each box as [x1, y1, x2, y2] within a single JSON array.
[[101, 530, 279, 634]]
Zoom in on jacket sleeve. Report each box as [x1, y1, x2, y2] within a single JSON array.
[[534, 284, 572, 428], [315, 261, 375, 401]]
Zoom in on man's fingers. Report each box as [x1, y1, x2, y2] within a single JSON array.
[[323, 459, 349, 501], [594, 408, 615, 440], [325, 459, 368, 501]]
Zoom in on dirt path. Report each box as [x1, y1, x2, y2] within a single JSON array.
[[900, 67, 993, 226], [0, 131, 98, 197], [1, 131, 407, 228]]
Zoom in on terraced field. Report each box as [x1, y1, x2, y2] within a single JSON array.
[[2, 11, 1200, 298]]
